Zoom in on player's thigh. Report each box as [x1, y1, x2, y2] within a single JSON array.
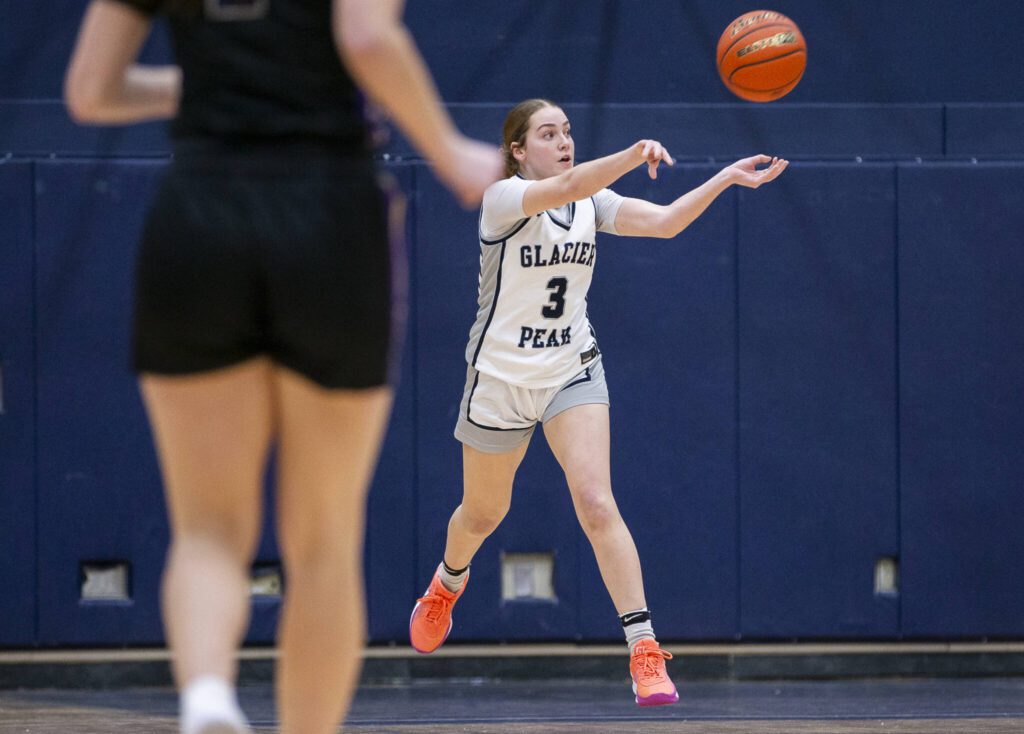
[[140, 358, 274, 549], [272, 366, 393, 563], [461, 441, 529, 515], [543, 403, 613, 493]]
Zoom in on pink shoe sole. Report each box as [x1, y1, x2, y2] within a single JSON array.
[[635, 690, 680, 707]]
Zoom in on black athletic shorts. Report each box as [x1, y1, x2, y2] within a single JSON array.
[[132, 142, 402, 389]]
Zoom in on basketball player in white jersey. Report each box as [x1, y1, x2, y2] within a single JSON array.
[[409, 99, 787, 706]]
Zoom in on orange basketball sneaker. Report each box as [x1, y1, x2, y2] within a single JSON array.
[[629, 639, 679, 706], [409, 564, 469, 653]]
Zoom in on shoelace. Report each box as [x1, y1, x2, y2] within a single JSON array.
[[633, 645, 673, 683], [416, 589, 454, 624]]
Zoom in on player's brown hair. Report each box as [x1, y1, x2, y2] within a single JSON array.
[[501, 98, 558, 178]]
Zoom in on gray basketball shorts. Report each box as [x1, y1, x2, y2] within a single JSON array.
[[454, 356, 609, 454]]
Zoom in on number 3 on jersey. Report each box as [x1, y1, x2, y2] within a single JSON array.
[[542, 277, 568, 319]]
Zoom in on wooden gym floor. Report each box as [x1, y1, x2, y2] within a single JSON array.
[[3, 677, 1024, 733]]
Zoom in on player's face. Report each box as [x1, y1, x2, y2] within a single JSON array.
[[518, 107, 573, 179]]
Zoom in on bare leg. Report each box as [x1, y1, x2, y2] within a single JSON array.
[[442, 441, 529, 569], [543, 404, 647, 613], [141, 358, 274, 688], [273, 367, 392, 734]]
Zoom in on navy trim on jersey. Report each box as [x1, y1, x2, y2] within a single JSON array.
[[470, 241, 506, 367], [585, 301, 597, 339], [545, 201, 575, 230], [466, 370, 530, 431], [466, 371, 481, 423], [480, 217, 529, 246]]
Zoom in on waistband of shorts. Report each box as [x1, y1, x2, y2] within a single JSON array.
[[472, 352, 603, 391], [170, 135, 376, 175]]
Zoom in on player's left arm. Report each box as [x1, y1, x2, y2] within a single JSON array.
[[65, 0, 181, 124], [614, 155, 788, 239]]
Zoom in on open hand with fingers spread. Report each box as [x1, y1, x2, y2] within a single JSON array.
[[724, 154, 789, 188]]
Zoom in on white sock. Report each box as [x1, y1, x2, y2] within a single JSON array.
[[626, 622, 656, 652], [439, 561, 468, 593], [620, 608, 657, 652], [180, 675, 249, 734]]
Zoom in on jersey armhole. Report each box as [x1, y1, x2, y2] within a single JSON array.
[[480, 217, 530, 245]]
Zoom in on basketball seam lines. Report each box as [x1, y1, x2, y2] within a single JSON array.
[[726, 52, 806, 91], [718, 22, 795, 67]]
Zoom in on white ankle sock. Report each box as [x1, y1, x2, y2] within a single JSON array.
[[620, 608, 657, 652], [439, 561, 468, 593], [626, 622, 656, 652], [180, 675, 249, 734]]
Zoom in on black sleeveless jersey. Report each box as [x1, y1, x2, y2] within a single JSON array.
[[114, 0, 369, 152]]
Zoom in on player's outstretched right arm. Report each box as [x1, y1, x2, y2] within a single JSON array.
[[335, 0, 502, 207], [613, 155, 789, 239], [521, 139, 674, 217]]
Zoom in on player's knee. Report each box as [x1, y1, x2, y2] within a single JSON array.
[[172, 521, 258, 565], [574, 486, 618, 535], [278, 511, 362, 572], [280, 530, 353, 577], [458, 502, 509, 536]]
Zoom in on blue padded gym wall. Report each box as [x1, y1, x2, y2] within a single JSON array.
[[33, 160, 168, 644], [364, 163, 420, 641], [898, 163, 1024, 638], [403, 1, 1024, 105], [0, 161, 37, 646], [3, 0, 1024, 647], [737, 164, 900, 638]]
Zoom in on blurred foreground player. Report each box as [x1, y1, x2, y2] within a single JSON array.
[[65, 1, 502, 732]]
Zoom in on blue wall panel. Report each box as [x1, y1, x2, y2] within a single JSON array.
[[365, 163, 419, 642], [0, 0, 171, 98], [413, 173, 581, 641], [34, 160, 168, 644], [406, 0, 1024, 104], [738, 164, 900, 638], [0, 101, 170, 157], [0, 161, 37, 645], [4, 101, 943, 163], [946, 104, 1024, 157], [381, 104, 944, 163], [898, 163, 1024, 637], [7, 2, 1024, 104], [4, 0, 1024, 648], [571, 105, 943, 161], [578, 165, 739, 641]]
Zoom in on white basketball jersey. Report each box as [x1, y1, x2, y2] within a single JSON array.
[[465, 177, 621, 389]]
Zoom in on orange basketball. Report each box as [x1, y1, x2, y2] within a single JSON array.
[[717, 10, 807, 102]]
